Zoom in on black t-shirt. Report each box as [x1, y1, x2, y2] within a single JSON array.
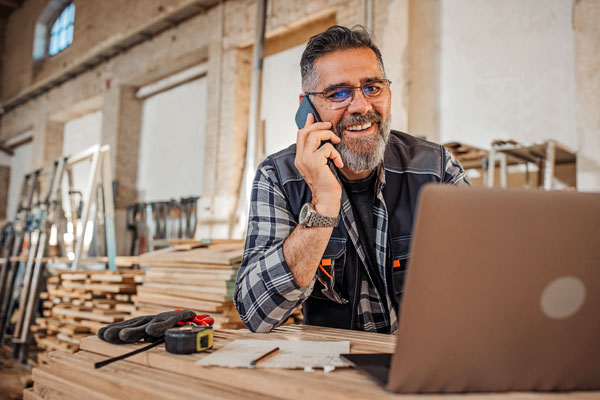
[[340, 170, 388, 307]]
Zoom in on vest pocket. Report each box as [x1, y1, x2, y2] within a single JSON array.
[[390, 236, 412, 299], [311, 238, 347, 304]]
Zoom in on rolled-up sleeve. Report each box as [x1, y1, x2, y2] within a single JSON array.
[[234, 161, 314, 333]]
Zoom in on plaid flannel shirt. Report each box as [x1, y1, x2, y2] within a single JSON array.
[[234, 147, 470, 333]]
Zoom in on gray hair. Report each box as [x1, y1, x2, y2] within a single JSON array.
[[300, 25, 386, 92]]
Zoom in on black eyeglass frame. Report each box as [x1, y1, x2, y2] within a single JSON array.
[[304, 79, 392, 103]]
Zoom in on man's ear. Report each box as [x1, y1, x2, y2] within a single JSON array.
[[298, 93, 305, 105]]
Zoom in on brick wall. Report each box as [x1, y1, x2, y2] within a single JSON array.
[[0, 0, 197, 102]]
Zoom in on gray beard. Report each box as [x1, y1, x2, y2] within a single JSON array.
[[335, 115, 391, 173]]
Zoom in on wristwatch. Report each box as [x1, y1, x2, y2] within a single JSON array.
[[299, 202, 340, 227]]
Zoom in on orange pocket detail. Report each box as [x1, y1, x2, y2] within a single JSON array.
[[393, 259, 401, 268], [318, 264, 332, 279], [321, 258, 332, 266]]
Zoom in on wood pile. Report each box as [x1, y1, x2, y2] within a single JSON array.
[[31, 269, 143, 362], [133, 240, 303, 329], [133, 240, 246, 329]]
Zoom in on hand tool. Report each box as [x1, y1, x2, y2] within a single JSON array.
[[164, 324, 213, 354], [95, 311, 214, 368]]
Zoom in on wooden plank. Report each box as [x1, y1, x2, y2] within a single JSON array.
[[92, 308, 124, 315], [145, 268, 236, 280], [44, 350, 271, 400], [141, 261, 237, 269], [35, 337, 76, 353], [142, 281, 231, 295], [57, 333, 87, 345], [60, 273, 88, 281], [140, 247, 243, 266], [79, 320, 106, 334], [114, 294, 131, 302], [88, 274, 136, 283], [83, 283, 137, 293], [134, 292, 225, 312], [23, 388, 43, 400], [32, 366, 112, 400], [59, 325, 90, 335], [52, 307, 128, 323], [174, 243, 205, 251], [114, 303, 137, 313], [137, 285, 230, 302], [143, 276, 234, 287]]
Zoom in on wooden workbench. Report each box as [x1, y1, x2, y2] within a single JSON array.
[[25, 325, 599, 400]]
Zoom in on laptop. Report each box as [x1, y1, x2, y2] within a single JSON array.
[[342, 185, 600, 393]]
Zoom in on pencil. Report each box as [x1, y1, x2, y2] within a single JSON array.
[[250, 346, 280, 366]]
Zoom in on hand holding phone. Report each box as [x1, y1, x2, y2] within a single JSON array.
[[294, 96, 343, 217]]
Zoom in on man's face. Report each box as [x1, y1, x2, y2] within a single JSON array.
[[309, 47, 392, 172]]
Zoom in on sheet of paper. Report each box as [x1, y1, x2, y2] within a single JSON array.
[[196, 339, 351, 369]]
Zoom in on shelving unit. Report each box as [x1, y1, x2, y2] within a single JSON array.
[[486, 140, 576, 190]]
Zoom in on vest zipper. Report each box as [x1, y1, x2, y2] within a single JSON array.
[[350, 260, 361, 330]]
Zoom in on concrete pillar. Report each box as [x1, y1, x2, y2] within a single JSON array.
[[0, 164, 9, 220], [376, 0, 410, 133], [43, 120, 64, 166], [101, 84, 143, 255], [31, 120, 64, 170], [407, 0, 441, 142], [574, 0, 600, 191]]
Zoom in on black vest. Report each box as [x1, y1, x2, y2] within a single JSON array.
[[268, 131, 447, 330]]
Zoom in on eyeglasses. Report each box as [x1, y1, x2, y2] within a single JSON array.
[[305, 79, 391, 110]]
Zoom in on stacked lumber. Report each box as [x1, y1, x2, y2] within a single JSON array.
[[31, 269, 143, 361], [133, 240, 246, 329], [134, 240, 303, 328]]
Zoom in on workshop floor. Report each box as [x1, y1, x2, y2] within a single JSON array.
[[0, 354, 31, 400]]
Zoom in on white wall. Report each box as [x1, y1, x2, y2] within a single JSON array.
[[137, 76, 207, 202], [438, 0, 579, 158], [63, 110, 103, 198], [261, 44, 305, 157], [6, 141, 33, 220]]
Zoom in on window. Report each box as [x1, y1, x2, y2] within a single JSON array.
[[48, 2, 75, 56]]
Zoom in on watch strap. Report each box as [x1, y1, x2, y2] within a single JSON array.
[[306, 211, 340, 227]]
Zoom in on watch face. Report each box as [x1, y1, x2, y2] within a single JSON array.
[[299, 203, 310, 224]]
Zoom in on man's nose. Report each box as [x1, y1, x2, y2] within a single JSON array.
[[346, 88, 373, 114]]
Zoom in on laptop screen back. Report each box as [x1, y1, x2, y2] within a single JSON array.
[[388, 186, 600, 393]]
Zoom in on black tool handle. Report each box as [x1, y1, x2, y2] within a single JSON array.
[[94, 338, 165, 369]]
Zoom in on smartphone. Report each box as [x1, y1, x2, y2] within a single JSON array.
[[295, 96, 322, 129], [295, 96, 335, 168]]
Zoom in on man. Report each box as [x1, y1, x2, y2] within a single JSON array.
[[234, 25, 469, 334]]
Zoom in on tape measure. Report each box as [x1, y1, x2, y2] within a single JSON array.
[[164, 325, 213, 354]]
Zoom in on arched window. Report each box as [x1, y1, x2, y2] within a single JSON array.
[[49, 3, 75, 55], [33, 0, 75, 61]]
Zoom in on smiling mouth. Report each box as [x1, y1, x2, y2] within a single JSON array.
[[345, 122, 373, 132]]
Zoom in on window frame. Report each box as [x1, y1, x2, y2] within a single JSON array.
[[47, 2, 75, 56]]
